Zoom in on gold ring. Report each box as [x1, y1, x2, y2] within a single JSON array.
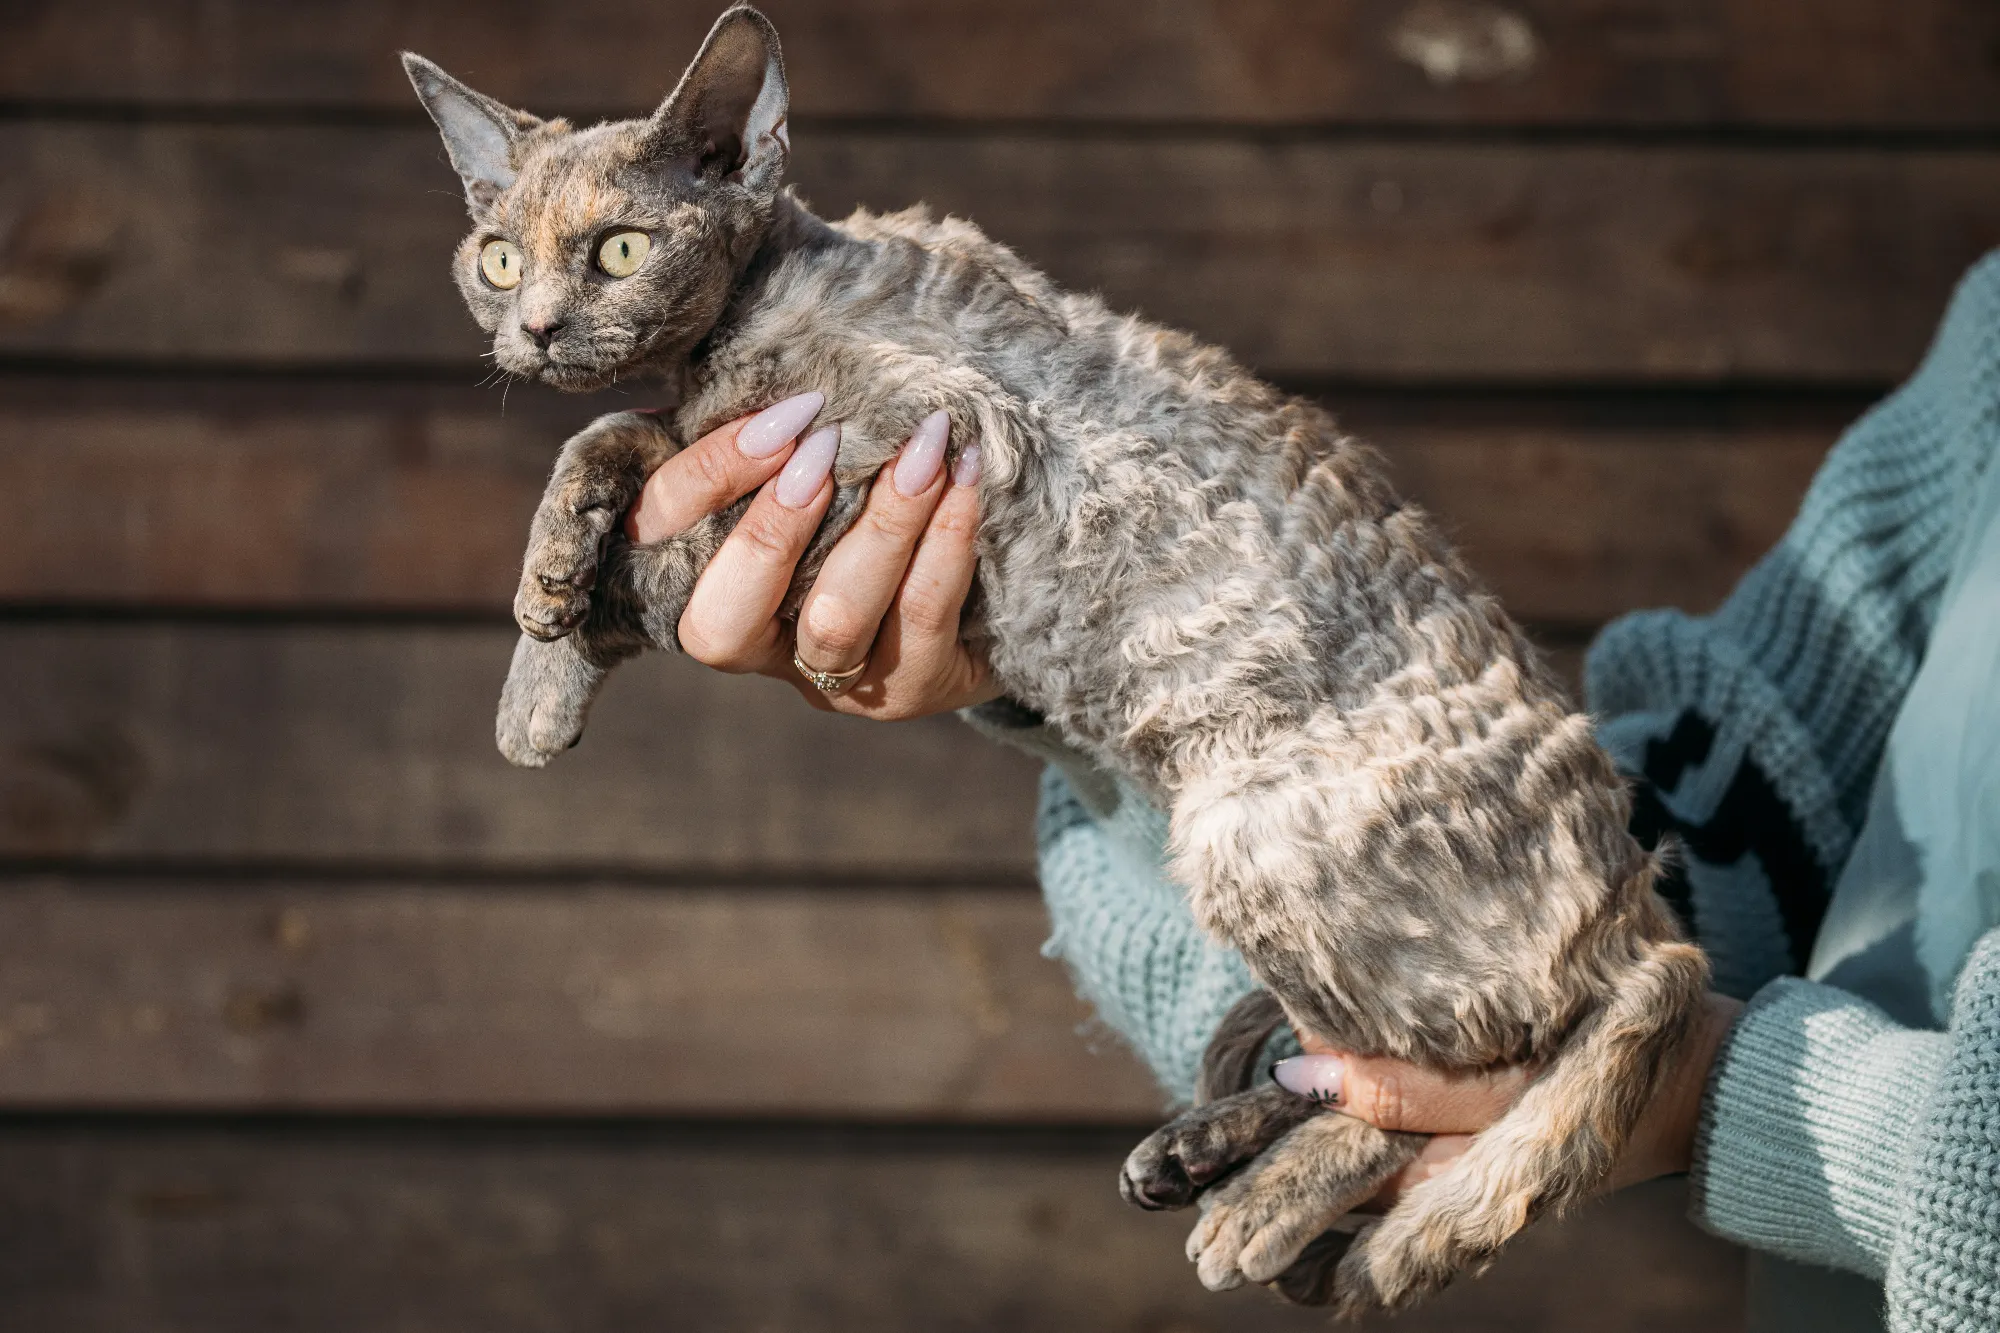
[[793, 649, 867, 695]]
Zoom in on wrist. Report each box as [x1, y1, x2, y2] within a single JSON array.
[[1610, 991, 1742, 1191]]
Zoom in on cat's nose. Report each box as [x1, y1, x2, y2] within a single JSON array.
[[521, 318, 565, 350]]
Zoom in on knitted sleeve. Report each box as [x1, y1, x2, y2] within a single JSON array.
[[1885, 930, 2000, 1332], [1689, 978, 1948, 1277], [1688, 929, 2000, 1325], [1586, 253, 2000, 995]]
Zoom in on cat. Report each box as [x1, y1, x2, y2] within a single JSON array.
[[404, 7, 1706, 1317]]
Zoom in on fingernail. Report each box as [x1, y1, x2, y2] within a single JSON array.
[[776, 423, 839, 508], [737, 390, 825, 458], [893, 410, 950, 497], [1272, 1055, 1342, 1105], [951, 442, 982, 487]]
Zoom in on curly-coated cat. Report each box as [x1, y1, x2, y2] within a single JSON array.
[[404, 7, 1706, 1316]]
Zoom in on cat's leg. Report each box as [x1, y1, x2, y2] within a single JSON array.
[[497, 411, 713, 768], [496, 631, 621, 768], [1185, 1112, 1423, 1293], [1120, 1085, 1321, 1211], [1120, 989, 1305, 1210], [515, 410, 679, 641], [495, 504, 747, 767], [1327, 933, 1707, 1318]]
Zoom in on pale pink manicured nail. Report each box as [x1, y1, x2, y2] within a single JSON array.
[[1272, 1055, 1343, 1105], [951, 442, 982, 486], [893, 410, 951, 497], [737, 391, 825, 458], [776, 423, 839, 508]]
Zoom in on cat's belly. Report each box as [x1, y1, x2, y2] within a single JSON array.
[[1165, 687, 1633, 1068]]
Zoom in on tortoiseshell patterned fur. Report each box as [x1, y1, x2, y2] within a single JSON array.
[[405, 8, 1707, 1316]]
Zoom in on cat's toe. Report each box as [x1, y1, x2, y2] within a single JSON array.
[[497, 699, 585, 767], [514, 582, 591, 641], [1189, 1186, 1336, 1290], [1119, 1133, 1200, 1210], [1121, 1098, 1287, 1212]]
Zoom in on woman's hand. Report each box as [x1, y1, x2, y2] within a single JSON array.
[[624, 394, 1002, 719], [1271, 991, 1743, 1208]]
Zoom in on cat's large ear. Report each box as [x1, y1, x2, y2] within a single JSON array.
[[646, 6, 790, 195], [401, 53, 542, 211]]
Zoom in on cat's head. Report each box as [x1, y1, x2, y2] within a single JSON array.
[[403, 6, 790, 391]]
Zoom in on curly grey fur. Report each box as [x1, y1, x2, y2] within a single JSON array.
[[405, 7, 1708, 1315]]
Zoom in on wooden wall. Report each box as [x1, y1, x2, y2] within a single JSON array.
[[4, 1, 1995, 1327]]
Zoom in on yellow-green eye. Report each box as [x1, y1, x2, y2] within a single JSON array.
[[479, 239, 522, 290], [597, 230, 650, 278]]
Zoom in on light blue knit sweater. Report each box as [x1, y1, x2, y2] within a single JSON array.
[[969, 255, 2000, 1330]]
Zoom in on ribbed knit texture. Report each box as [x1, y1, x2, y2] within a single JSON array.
[[1036, 768, 1268, 1104], [958, 701, 1290, 1106], [1692, 978, 1949, 1279], [1590, 250, 1997, 856], [1587, 253, 2000, 993], [1883, 933, 2000, 1332]]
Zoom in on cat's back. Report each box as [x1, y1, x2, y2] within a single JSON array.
[[764, 204, 1073, 359]]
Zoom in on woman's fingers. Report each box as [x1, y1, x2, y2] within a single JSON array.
[[1272, 1049, 1531, 1135], [792, 411, 952, 678], [862, 443, 994, 708], [678, 423, 840, 672], [624, 391, 824, 543]]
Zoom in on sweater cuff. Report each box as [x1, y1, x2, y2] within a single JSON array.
[[1691, 977, 1949, 1279], [959, 699, 1124, 818]]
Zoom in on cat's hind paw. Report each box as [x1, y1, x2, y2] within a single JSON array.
[[1183, 1113, 1417, 1295], [1120, 1083, 1314, 1211]]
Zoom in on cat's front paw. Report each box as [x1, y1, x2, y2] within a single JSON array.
[[513, 410, 674, 641], [496, 633, 606, 767], [514, 558, 595, 641]]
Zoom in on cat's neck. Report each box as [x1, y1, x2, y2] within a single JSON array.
[[673, 192, 851, 388], [753, 190, 842, 265]]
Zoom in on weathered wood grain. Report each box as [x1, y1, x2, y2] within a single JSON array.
[[0, 1127, 1739, 1333], [0, 376, 1835, 625], [2, 123, 1996, 379], [0, 879, 1158, 1118], [0, 624, 1040, 875], [5, 0, 1995, 131]]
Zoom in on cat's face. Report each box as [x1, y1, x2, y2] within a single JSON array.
[[405, 6, 790, 392], [449, 121, 751, 391]]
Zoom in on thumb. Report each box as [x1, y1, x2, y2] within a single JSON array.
[[1272, 1052, 1530, 1134]]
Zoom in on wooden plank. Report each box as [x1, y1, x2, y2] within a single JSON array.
[[4, 0, 1995, 131], [0, 376, 1833, 625], [1377, 416, 1830, 626], [0, 1127, 1739, 1333], [0, 624, 1040, 875], [1, 124, 1996, 380], [0, 879, 1159, 1118]]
